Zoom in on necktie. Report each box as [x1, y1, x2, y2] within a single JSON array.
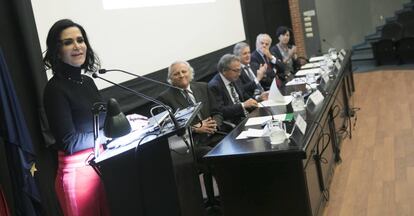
[[244, 65, 256, 81], [229, 82, 249, 117], [245, 65, 264, 92], [229, 82, 241, 104], [182, 89, 203, 120], [182, 89, 195, 105]]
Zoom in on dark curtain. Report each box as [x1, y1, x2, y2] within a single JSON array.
[[240, 0, 293, 49], [0, 0, 61, 215]]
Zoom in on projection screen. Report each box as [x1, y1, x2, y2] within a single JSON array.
[[32, 0, 246, 89]]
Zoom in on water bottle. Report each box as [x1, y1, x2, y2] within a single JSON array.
[[291, 91, 306, 119]]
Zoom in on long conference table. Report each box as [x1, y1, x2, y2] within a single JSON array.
[[204, 51, 355, 216]]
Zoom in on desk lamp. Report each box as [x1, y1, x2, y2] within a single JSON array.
[[93, 98, 131, 159]]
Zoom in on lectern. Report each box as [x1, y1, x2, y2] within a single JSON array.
[[93, 103, 202, 215]]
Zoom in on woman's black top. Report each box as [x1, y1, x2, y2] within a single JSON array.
[[44, 62, 105, 155]]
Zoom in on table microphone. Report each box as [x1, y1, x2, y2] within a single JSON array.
[[258, 101, 275, 128], [99, 68, 183, 91], [92, 72, 186, 137], [322, 38, 335, 49]]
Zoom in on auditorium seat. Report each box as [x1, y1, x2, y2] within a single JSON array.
[[372, 39, 399, 65], [397, 10, 414, 27], [381, 21, 404, 41]]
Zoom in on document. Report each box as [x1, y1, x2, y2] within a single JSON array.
[[259, 96, 293, 106], [245, 114, 287, 126], [236, 128, 266, 139], [295, 68, 321, 76], [309, 55, 325, 62], [301, 62, 320, 69]]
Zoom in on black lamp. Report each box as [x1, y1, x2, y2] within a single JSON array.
[[104, 98, 131, 138], [93, 98, 131, 159]]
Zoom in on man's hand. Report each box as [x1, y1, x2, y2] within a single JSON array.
[[243, 98, 258, 109], [256, 64, 267, 81], [193, 117, 217, 134]]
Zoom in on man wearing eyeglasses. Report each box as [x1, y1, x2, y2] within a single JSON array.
[[208, 54, 258, 125]]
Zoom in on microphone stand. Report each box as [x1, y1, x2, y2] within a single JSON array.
[[99, 68, 197, 113], [92, 73, 185, 136], [99, 68, 184, 91]]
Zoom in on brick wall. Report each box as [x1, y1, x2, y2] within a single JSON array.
[[289, 0, 307, 58]]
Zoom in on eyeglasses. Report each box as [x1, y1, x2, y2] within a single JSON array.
[[228, 68, 241, 73]]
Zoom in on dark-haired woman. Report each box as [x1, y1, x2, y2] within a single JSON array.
[[43, 19, 110, 216], [270, 26, 301, 78]]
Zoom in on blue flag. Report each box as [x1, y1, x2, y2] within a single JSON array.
[[0, 48, 41, 215]]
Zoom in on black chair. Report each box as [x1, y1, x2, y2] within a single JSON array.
[[397, 10, 414, 27], [381, 21, 404, 41], [396, 37, 414, 64], [372, 39, 399, 65]]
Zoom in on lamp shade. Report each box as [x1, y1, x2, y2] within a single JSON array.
[[104, 98, 131, 138]]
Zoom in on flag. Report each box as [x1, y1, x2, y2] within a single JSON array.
[[0, 48, 41, 215]]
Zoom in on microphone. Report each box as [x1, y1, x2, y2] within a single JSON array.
[[322, 38, 335, 49], [91, 72, 185, 136], [99, 68, 183, 92], [99, 68, 197, 107], [258, 101, 275, 128]]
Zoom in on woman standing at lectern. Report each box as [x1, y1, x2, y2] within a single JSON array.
[[43, 19, 110, 216]]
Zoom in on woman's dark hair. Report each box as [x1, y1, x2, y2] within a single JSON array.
[[275, 26, 292, 41], [43, 19, 100, 73]]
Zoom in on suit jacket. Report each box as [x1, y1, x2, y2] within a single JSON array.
[[158, 82, 223, 129], [208, 73, 250, 125], [250, 50, 283, 90], [239, 66, 259, 99]]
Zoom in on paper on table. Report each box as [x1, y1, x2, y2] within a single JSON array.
[[309, 55, 325, 62], [286, 77, 307, 86], [245, 114, 286, 126], [301, 62, 320, 69], [295, 68, 321, 76], [259, 96, 293, 107], [236, 128, 292, 140], [236, 128, 266, 139]]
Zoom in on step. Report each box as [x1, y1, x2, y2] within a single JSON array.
[[353, 42, 371, 51], [377, 25, 384, 32], [352, 48, 373, 56], [365, 34, 381, 43], [351, 52, 374, 61], [403, 2, 414, 9], [385, 17, 397, 23], [396, 7, 413, 15]]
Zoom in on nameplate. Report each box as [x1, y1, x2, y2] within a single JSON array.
[[309, 89, 324, 106], [335, 61, 341, 71], [322, 72, 330, 83], [340, 49, 346, 56], [339, 53, 344, 61], [295, 114, 307, 134]]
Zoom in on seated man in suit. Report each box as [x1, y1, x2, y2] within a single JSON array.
[[208, 54, 258, 126], [250, 33, 284, 89], [159, 60, 224, 208], [233, 42, 268, 101]]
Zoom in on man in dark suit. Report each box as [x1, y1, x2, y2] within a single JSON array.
[[159, 60, 223, 144], [250, 33, 284, 89], [233, 42, 268, 101], [208, 54, 258, 126], [159, 60, 223, 209]]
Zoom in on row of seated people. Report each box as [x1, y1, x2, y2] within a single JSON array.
[[157, 26, 303, 211]]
